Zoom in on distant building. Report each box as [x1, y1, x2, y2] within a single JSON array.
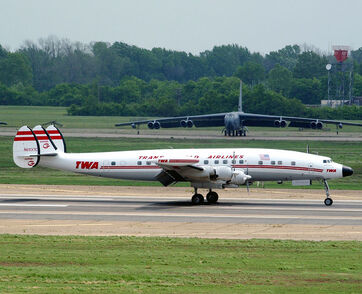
[[321, 98, 361, 107]]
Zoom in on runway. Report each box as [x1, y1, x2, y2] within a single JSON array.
[[0, 192, 361, 240], [1, 128, 362, 141]]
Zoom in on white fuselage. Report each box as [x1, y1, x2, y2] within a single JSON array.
[[39, 148, 343, 185]]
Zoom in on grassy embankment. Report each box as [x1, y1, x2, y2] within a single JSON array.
[[0, 235, 360, 293]]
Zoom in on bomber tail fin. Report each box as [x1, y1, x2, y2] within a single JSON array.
[[238, 80, 243, 113]]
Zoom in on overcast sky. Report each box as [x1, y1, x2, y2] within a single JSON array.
[[1, 0, 361, 55]]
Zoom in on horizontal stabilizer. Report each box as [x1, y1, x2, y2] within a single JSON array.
[[13, 126, 39, 168]]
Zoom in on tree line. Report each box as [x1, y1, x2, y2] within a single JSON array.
[[0, 36, 362, 119]]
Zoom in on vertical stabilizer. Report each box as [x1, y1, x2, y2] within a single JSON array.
[[45, 125, 66, 152], [238, 80, 243, 113], [13, 126, 39, 168], [33, 125, 57, 154]]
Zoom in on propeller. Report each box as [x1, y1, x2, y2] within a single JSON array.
[[42, 120, 63, 127], [246, 159, 250, 194], [307, 144, 310, 154]]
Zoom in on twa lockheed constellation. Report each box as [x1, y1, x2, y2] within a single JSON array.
[[13, 125, 353, 206]]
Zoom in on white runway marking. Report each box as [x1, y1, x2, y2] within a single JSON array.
[[0, 204, 68, 207], [0, 210, 361, 220]]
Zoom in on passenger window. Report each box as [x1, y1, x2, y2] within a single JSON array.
[[204, 160, 209, 164], [239, 160, 244, 164], [258, 161, 263, 165], [291, 161, 296, 166], [111, 161, 116, 166], [223, 160, 228, 164], [231, 160, 236, 164], [214, 160, 219, 164], [271, 161, 275, 165], [146, 161, 151, 165], [137, 161, 142, 165], [278, 161, 282, 165]]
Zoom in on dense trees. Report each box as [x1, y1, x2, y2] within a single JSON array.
[[0, 37, 362, 120]]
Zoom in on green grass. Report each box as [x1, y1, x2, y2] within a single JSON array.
[[1, 105, 362, 133], [0, 235, 360, 293], [1, 136, 361, 189]]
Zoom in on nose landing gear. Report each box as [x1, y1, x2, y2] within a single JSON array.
[[323, 179, 333, 206]]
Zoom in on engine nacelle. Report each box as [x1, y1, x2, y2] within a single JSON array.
[[213, 166, 233, 181], [229, 171, 250, 185], [310, 121, 317, 129], [147, 121, 154, 129], [338, 123, 343, 129], [153, 121, 161, 129], [274, 120, 287, 128], [316, 122, 323, 129], [180, 120, 193, 128], [131, 123, 136, 129], [180, 120, 187, 128]]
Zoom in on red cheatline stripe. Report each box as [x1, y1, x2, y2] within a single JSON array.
[[169, 159, 199, 163], [16, 131, 33, 135], [14, 137, 36, 141], [17, 130, 61, 135], [101, 166, 161, 170], [15, 135, 62, 141], [99, 164, 323, 172], [232, 165, 323, 173], [47, 130, 60, 134]]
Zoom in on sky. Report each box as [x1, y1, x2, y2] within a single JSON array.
[[1, 0, 361, 55]]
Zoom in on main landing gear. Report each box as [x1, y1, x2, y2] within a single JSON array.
[[191, 188, 219, 205], [323, 179, 333, 206]]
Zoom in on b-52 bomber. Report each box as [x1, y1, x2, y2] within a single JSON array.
[[116, 81, 362, 136]]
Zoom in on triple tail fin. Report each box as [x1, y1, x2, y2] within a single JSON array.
[[13, 126, 40, 168], [13, 125, 66, 168]]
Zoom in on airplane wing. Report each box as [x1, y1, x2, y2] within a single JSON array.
[[239, 113, 362, 129], [116, 112, 362, 130], [115, 113, 227, 129], [0, 121, 7, 125], [155, 157, 205, 186]]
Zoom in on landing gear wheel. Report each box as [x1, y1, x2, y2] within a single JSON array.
[[206, 191, 219, 204], [191, 194, 204, 205], [324, 198, 333, 206]]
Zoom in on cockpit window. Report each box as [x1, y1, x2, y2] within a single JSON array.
[[323, 160, 327, 163]]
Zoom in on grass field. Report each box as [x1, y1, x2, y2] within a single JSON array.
[[0, 135, 361, 189], [0, 235, 360, 293], [1, 105, 362, 133]]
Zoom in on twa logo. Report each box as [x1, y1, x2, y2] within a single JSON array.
[[75, 161, 99, 169], [327, 169, 336, 173]]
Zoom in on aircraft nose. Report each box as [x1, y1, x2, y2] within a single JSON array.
[[342, 166, 353, 177]]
